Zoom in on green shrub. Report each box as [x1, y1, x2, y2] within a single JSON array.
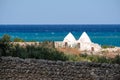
[[80, 53, 88, 58], [0, 34, 12, 56], [112, 55, 120, 64], [0, 34, 11, 42], [6, 44, 68, 61], [13, 37, 24, 42], [101, 45, 115, 49]]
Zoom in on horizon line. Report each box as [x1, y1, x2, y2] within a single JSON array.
[[0, 24, 120, 25]]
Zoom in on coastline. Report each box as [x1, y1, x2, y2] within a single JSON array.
[[1, 25, 120, 46]]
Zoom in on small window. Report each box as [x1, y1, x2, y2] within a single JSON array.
[[65, 42, 68, 47], [77, 43, 80, 48], [91, 47, 94, 51]]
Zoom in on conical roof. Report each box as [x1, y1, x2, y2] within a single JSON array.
[[78, 32, 91, 43], [63, 32, 76, 42]]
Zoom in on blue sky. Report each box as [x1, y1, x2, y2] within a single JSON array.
[[0, 0, 120, 24]]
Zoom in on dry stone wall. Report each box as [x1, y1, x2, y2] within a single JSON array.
[[0, 57, 120, 80]]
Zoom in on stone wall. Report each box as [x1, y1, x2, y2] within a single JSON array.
[[0, 57, 120, 80]]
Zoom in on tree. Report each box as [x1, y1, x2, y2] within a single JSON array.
[[0, 34, 11, 56], [0, 34, 11, 42]]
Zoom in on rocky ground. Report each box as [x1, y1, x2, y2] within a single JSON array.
[[0, 57, 120, 80]]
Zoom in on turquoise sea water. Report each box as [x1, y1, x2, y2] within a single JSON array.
[[0, 25, 120, 46]]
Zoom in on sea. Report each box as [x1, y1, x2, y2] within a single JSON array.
[[0, 25, 120, 46]]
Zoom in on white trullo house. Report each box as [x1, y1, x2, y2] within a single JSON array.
[[63, 32, 76, 48], [77, 32, 101, 52]]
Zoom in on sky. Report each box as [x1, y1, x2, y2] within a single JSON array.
[[0, 0, 120, 24]]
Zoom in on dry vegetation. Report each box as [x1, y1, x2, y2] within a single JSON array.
[[57, 48, 80, 55]]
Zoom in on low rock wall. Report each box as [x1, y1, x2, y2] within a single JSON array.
[[0, 57, 120, 80]]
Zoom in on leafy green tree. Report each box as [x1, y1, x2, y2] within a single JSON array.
[[0, 34, 11, 42], [0, 34, 11, 56]]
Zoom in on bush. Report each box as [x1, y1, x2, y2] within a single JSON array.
[[0, 34, 11, 42], [13, 37, 24, 42], [112, 55, 120, 64], [2, 43, 68, 61], [101, 45, 115, 49], [0, 34, 12, 56], [66, 54, 81, 61]]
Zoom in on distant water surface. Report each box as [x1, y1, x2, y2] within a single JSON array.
[[0, 25, 120, 46]]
